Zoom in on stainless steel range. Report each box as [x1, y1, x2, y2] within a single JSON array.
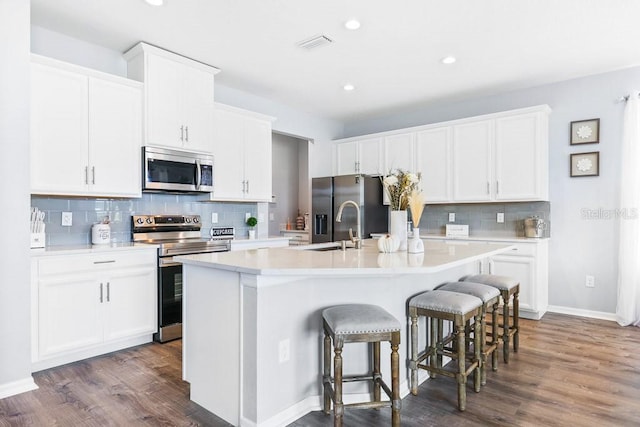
[[132, 214, 234, 342]]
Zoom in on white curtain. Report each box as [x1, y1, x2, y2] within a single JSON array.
[[616, 94, 640, 326]]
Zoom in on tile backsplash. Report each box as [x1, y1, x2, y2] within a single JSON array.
[[419, 201, 550, 238], [31, 193, 258, 247]]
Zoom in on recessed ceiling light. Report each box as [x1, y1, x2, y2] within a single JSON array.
[[345, 19, 361, 30], [145, 0, 164, 6], [441, 56, 456, 65], [343, 84, 355, 91]]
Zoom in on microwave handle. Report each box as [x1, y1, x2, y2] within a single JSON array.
[[195, 160, 201, 190]]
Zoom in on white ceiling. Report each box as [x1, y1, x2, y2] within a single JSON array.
[[31, 0, 640, 123]]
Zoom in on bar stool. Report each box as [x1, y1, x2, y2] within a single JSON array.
[[461, 274, 520, 363], [409, 290, 483, 411], [322, 304, 401, 427], [435, 281, 501, 385]]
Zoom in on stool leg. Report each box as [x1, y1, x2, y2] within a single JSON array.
[[502, 290, 510, 364], [436, 319, 444, 370], [473, 312, 482, 393], [323, 332, 331, 415], [491, 301, 499, 371], [410, 314, 419, 395], [455, 321, 466, 411], [479, 307, 487, 386], [373, 341, 381, 403], [334, 344, 344, 427], [513, 289, 520, 353], [429, 318, 438, 378], [391, 335, 401, 427]]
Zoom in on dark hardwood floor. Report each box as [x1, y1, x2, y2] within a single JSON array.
[[1, 313, 639, 426]]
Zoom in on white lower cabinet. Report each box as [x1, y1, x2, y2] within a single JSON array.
[[477, 239, 549, 320], [32, 249, 157, 371]]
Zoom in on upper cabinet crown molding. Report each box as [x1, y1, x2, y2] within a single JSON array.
[[333, 105, 551, 204], [124, 42, 219, 153]]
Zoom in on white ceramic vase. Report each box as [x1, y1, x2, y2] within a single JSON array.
[[407, 227, 424, 253], [248, 229, 256, 240], [389, 210, 408, 251]]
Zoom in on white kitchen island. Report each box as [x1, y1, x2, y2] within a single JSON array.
[[177, 239, 513, 427]]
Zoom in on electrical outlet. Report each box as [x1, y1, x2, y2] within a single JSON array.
[[269, 212, 275, 221], [497, 212, 505, 223], [245, 212, 251, 221], [211, 213, 218, 223], [448, 212, 455, 222], [61, 211, 73, 227], [585, 275, 595, 288], [278, 339, 290, 363]]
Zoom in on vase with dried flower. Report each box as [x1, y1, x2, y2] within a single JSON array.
[[407, 189, 425, 253], [381, 169, 421, 250]]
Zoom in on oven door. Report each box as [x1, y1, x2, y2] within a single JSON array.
[[143, 146, 213, 193], [156, 257, 183, 342]]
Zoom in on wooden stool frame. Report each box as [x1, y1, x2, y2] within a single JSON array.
[[322, 319, 401, 427], [409, 305, 482, 411]]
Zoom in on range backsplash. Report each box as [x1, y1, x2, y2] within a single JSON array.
[[419, 201, 551, 238], [31, 193, 258, 247]]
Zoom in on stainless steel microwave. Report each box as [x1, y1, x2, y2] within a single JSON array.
[[142, 146, 214, 193]]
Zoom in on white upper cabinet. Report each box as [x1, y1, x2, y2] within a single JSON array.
[[494, 111, 549, 201], [384, 132, 414, 173], [415, 127, 452, 203], [452, 120, 494, 202], [201, 103, 275, 202], [124, 42, 219, 153], [332, 105, 550, 204], [334, 137, 382, 176], [30, 55, 142, 198]]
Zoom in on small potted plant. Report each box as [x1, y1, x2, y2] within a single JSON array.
[[246, 216, 258, 239]]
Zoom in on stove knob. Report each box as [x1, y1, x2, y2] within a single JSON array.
[[136, 217, 144, 224], [146, 217, 153, 224], [185, 217, 192, 223], [193, 217, 199, 223]]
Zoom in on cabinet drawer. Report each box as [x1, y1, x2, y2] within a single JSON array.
[[38, 250, 156, 276], [487, 242, 536, 257]]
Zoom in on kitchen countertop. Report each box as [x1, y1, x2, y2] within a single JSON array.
[[421, 233, 549, 242], [30, 242, 158, 257], [177, 238, 514, 276]]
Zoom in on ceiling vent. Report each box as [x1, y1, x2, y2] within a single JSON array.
[[297, 35, 333, 50]]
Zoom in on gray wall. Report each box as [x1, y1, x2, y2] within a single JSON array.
[[342, 67, 640, 316], [269, 133, 302, 236], [0, 0, 35, 397]]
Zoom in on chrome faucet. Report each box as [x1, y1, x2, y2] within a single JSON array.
[[336, 200, 362, 249]]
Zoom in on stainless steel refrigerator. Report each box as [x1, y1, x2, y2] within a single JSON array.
[[311, 175, 388, 243]]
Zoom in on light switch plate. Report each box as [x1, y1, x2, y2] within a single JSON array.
[[497, 212, 505, 223], [211, 213, 218, 223], [61, 211, 73, 227], [245, 212, 251, 221], [448, 212, 455, 222]]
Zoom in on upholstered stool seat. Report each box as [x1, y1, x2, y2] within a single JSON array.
[[461, 274, 520, 363], [435, 281, 501, 385], [409, 290, 483, 411], [322, 304, 401, 426]]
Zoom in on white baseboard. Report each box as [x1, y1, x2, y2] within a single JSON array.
[[0, 376, 38, 400], [546, 305, 617, 322]]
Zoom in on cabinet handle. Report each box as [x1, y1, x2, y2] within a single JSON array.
[[85, 166, 89, 185], [106, 282, 110, 302], [246, 180, 249, 194], [478, 260, 483, 274], [496, 181, 499, 194], [92, 167, 96, 185], [99, 283, 103, 303], [486, 182, 490, 194], [355, 161, 360, 173], [488, 260, 494, 274], [185, 126, 189, 142], [180, 125, 184, 142], [93, 260, 116, 264]]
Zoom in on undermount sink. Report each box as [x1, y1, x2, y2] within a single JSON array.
[[300, 242, 356, 251]]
